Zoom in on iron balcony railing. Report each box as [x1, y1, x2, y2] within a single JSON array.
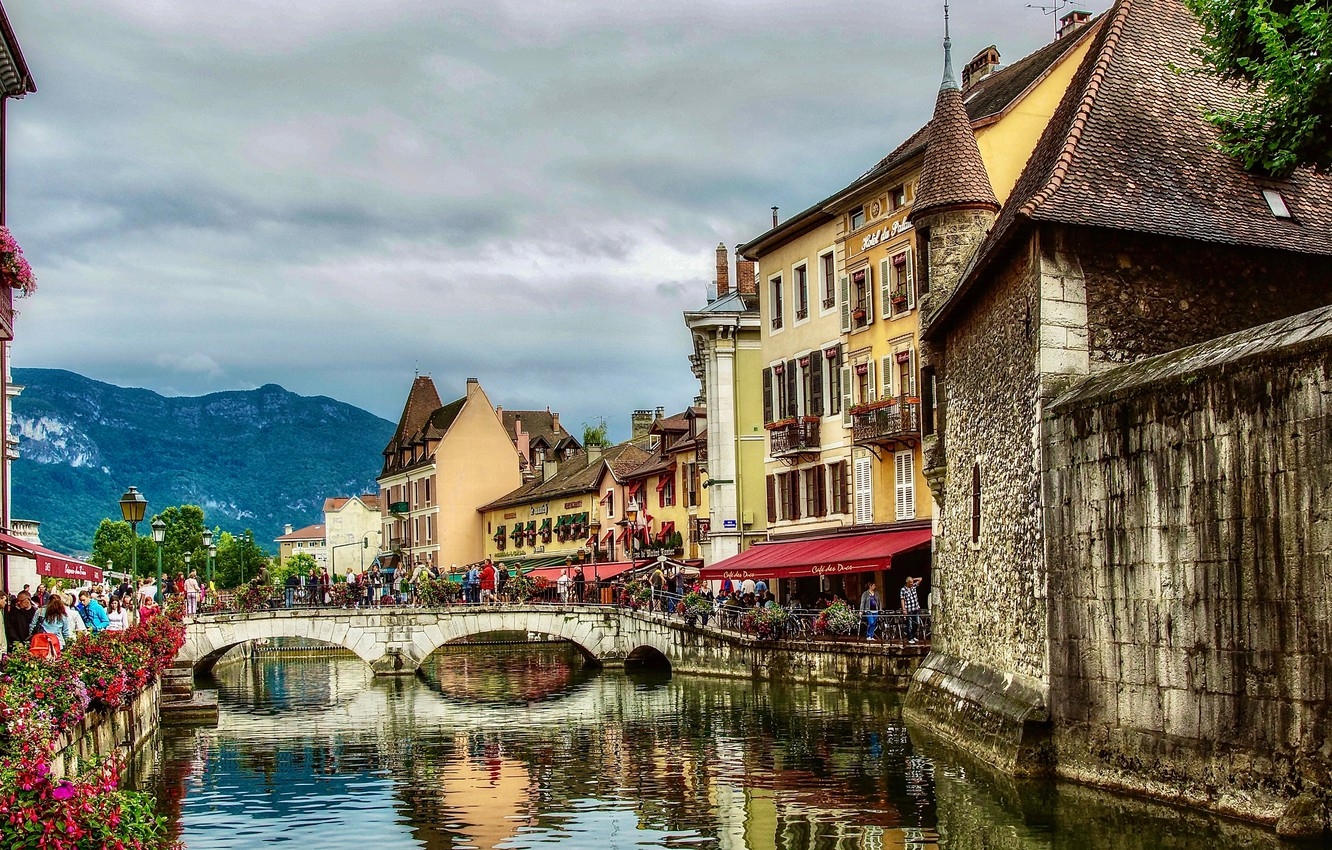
[[768, 418, 821, 456], [852, 398, 921, 446]]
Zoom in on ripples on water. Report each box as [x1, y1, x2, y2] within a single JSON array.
[[152, 640, 1300, 850]]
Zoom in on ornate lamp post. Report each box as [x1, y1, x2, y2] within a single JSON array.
[[202, 528, 214, 582], [183, 551, 191, 580], [118, 486, 148, 579], [151, 516, 166, 599], [588, 517, 602, 601]]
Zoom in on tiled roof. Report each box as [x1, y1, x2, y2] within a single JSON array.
[[932, 0, 1332, 335], [276, 524, 325, 542], [501, 409, 575, 452], [911, 79, 1000, 220], [479, 443, 651, 511], [739, 24, 1097, 259], [387, 376, 441, 448], [323, 494, 380, 513]]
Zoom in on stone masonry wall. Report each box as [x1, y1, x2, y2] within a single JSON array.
[[1045, 312, 1332, 832]]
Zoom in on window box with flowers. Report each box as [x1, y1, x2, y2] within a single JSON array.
[[765, 417, 797, 431], [848, 397, 897, 416], [0, 226, 37, 296], [851, 307, 866, 322]]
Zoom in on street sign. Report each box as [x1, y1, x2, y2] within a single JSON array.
[[722, 519, 738, 530]]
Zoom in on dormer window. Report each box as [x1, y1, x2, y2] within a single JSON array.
[[1262, 188, 1292, 219], [850, 206, 866, 230]]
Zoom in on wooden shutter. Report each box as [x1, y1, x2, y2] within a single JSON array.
[[863, 265, 874, 325], [841, 365, 854, 428], [767, 475, 777, 523], [866, 359, 877, 403], [880, 257, 893, 319], [839, 275, 851, 332], [854, 456, 874, 524], [882, 354, 895, 400], [785, 359, 798, 418], [762, 367, 773, 424], [814, 464, 827, 517], [788, 473, 801, 521], [895, 451, 915, 521], [809, 353, 823, 416], [905, 246, 916, 309]]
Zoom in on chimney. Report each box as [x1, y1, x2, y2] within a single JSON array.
[[771, 206, 779, 227], [655, 406, 665, 420], [552, 411, 560, 433], [543, 459, 559, 483], [465, 377, 480, 396], [631, 409, 654, 440], [284, 524, 293, 535], [962, 46, 1001, 90], [1057, 10, 1091, 39], [514, 416, 530, 472], [587, 444, 603, 464], [715, 242, 730, 298], [735, 246, 757, 296]]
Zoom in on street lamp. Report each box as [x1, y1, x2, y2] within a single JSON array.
[[202, 528, 214, 583], [183, 551, 192, 579], [588, 517, 602, 600], [118, 486, 148, 579], [151, 516, 166, 599]]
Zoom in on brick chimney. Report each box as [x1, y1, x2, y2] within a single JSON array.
[[551, 411, 561, 434], [1057, 10, 1092, 39], [962, 46, 1001, 90], [715, 242, 730, 298], [631, 409, 654, 440], [735, 246, 757, 296]]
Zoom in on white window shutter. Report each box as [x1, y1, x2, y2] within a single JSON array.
[[909, 349, 918, 397], [854, 456, 874, 525], [882, 354, 894, 399], [880, 258, 892, 319], [839, 276, 851, 333], [895, 451, 915, 521], [905, 246, 916, 309], [864, 266, 874, 325], [841, 365, 854, 429], [866, 359, 877, 403]]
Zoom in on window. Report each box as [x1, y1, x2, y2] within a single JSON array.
[[880, 248, 914, 316], [890, 184, 907, 210], [846, 267, 872, 330], [850, 206, 865, 230], [659, 473, 676, 507], [830, 461, 850, 514], [770, 275, 784, 330], [894, 451, 915, 521], [853, 456, 874, 524], [917, 228, 931, 294], [780, 471, 801, 521], [766, 475, 777, 523], [424, 478, 432, 505], [803, 466, 826, 517], [821, 253, 836, 309], [971, 462, 982, 543], [794, 264, 809, 320], [685, 462, 700, 508], [606, 490, 615, 518], [827, 345, 843, 416], [807, 353, 824, 417]]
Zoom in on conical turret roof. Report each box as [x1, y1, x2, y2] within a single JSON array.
[[910, 16, 1000, 222]]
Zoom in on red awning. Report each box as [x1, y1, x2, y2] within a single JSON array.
[[698, 527, 930, 581], [526, 560, 634, 582], [0, 533, 103, 582]]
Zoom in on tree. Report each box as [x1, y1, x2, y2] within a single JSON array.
[[89, 518, 156, 579], [271, 552, 318, 586], [212, 530, 273, 589], [582, 419, 611, 448], [1185, 0, 1332, 175]]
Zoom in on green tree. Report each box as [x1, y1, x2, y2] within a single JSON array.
[[1185, 0, 1332, 175], [90, 518, 158, 579], [582, 419, 611, 448], [152, 504, 208, 580], [212, 530, 273, 589], [272, 552, 318, 586]]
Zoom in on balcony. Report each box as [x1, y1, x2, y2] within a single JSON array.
[[768, 417, 821, 458], [852, 398, 921, 448]]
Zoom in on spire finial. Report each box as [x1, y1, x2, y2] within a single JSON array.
[[941, 0, 958, 91]]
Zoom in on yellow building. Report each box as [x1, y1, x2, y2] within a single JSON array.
[[619, 409, 710, 564], [707, 19, 1102, 606], [477, 442, 651, 582], [322, 494, 382, 577], [378, 377, 522, 573]]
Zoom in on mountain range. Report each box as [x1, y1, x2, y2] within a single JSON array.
[[10, 368, 394, 556]]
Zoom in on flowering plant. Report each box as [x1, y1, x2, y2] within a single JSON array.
[[741, 605, 789, 639], [813, 600, 860, 636], [681, 591, 713, 620], [415, 573, 461, 606], [0, 226, 36, 295], [234, 582, 271, 613]]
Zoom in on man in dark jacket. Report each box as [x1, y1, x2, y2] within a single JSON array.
[[5, 591, 38, 646]]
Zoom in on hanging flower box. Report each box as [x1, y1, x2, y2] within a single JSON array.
[[0, 226, 36, 295], [851, 308, 866, 321], [848, 398, 897, 415], [764, 417, 796, 431]]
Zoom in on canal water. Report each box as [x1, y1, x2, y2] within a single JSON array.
[[152, 643, 1294, 850]]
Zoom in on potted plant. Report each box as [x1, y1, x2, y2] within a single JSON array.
[[0, 226, 36, 295], [851, 307, 866, 321], [765, 417, 796, 431], [682, 591, 713, 626], [741, 605, 790, 640], [813, 600, 860, 636]]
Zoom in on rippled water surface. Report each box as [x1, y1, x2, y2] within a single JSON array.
[[153, 643, 1293, 850]]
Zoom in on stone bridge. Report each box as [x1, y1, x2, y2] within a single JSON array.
[[178, 605, 928, 685]]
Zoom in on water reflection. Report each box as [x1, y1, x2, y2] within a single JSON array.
[[152, 645, 1304, 850]]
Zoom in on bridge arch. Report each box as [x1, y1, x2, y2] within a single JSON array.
[[178, 607, 678, 676]]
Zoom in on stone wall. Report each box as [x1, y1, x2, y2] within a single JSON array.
[[1044, 306, 1332, 834], [51, 681, 160, 779]]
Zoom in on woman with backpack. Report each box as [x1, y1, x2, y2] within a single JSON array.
[[29, 594, 74, 655]]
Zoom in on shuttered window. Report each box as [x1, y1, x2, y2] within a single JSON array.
[[894, 451, 915, 521], [809, 354, 824, 417], [766, 475, 777, 524], [762, 367, 774, 424], [853, 456, 874, 525], [785, 359, 799, 418]]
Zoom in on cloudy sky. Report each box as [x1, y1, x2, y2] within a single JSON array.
[[4, 0, 1110, 438]]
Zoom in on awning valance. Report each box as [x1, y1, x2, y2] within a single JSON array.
[[699, 528, 930, 582], [0, 533, 103, 582]]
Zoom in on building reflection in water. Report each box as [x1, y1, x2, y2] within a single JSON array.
[[151, 643, 1284, 850]]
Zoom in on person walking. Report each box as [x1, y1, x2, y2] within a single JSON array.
[[30, 594, 74, 652], [900, 576, 922, 644], [184, 571, 201, 615], [573, 566, 586, 604], [480, 560, 496, 604], [79, 590, 110, 632], [106, 597, 128, 632], [859, 584, 880, 641]]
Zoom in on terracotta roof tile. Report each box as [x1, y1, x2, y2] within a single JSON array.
[[276, 524, 325, 542], [911, 83, 1000, 220], [479, 443, 651, 511]]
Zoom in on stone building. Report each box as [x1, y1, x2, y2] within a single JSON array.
[[908, 0, 1332, 833]]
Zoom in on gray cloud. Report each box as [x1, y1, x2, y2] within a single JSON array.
[[3, 0, 1112, 439]]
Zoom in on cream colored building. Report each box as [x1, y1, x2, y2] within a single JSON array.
[[378, 377, 522, 572], [323, 494, 382, 576]]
